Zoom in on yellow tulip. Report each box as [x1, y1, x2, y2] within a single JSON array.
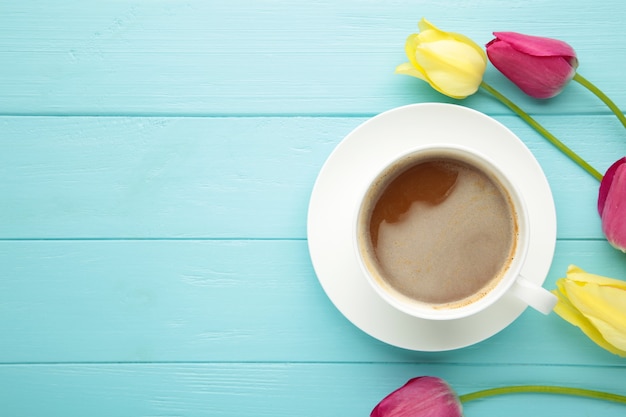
[[396, 18, 487, 99], [552, 265, 626, 357]]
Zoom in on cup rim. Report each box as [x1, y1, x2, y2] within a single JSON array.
[[353, 143, 530, 321]]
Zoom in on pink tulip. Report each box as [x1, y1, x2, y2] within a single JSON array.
[[486, 32, 578, 99], [371, 377, 462, 417], [598, 157, 626, 252]]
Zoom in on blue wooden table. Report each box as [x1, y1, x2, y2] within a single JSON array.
[[1, 1, 625, 416]]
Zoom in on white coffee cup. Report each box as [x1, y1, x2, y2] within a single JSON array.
[[354, 144, 557, 321]]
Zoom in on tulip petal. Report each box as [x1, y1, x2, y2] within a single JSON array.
[[492, 32, 577, 59], [419, 18, 487, 65], [486, 39, 576, 98], [449, 32, 488, 65], [371, 376, 462, 417], [415, 40, 486, 98], [602, 174, 626, 251], [561, 281, 626, 350], [552, 283, 612, 351], [417, 17, 438, 33], [598, 157, 625, 214], [404, 33, 424, 74], [396, 18, 486, 99], [566, 265, 626, 288], [598, 158, 626, 252], [552, 266, 626, 357], [395, 62, 427, 80]]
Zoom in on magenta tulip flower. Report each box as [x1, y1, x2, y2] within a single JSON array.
[[598, 157, 626, 252], [371, 377, 462, 417], [372, 375, 626, 414], [486, 32, 578, 99]]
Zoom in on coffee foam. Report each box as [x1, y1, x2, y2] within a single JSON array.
[[358, 156, 518, 310]]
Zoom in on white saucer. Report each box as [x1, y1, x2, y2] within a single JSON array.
[[307, 103, 556, 351]]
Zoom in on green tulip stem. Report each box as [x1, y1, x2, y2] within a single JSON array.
[[480, 81, 603, 182], [459, 385, 626, 405], [573, 72, 626, 129]]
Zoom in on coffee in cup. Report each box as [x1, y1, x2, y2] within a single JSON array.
[[354, 145, 556, 320]]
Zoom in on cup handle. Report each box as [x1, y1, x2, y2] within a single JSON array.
[[509, 275, 557, 315]]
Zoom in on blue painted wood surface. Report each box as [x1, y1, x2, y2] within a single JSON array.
[[1, 1, 625, 416]]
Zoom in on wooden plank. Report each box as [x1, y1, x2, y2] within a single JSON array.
[[0, 363, 624, 417], [1, 1, 626, 115], [0, 115, 620, 239], [1, 239, 624, 364]]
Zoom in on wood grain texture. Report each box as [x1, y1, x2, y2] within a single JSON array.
[[1, 240, 625, 364], [1, 0, 626, 116], [0, 115, 622, 239], [1, 1, 626, 416], [0, 363, 625, 417]]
